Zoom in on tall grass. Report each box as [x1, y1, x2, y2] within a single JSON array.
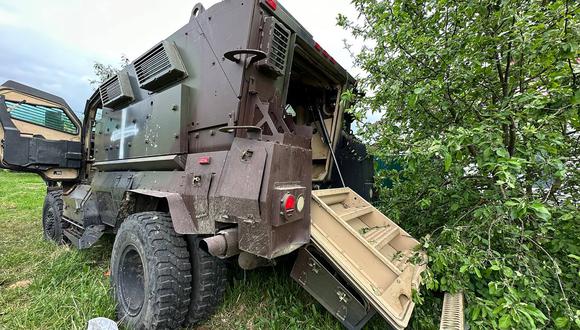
[[0, 171, 387, 329]]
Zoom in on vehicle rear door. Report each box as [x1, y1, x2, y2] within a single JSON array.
[[0, 81, 82, 181]]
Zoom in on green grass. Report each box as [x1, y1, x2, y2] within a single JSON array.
[[0, 170, 388, 329]]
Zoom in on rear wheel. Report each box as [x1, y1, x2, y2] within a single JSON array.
[[186, 236, 228, 325], [110, 212, 192, 329], [42, 190, 65, 244]]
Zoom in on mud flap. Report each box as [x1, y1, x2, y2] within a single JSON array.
[[305, 188, 425, 330]]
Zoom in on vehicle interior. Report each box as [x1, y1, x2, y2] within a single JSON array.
[[284, 43, 345, 182]]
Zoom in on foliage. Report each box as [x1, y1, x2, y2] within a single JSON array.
[[339, 0, 579, 328], [88, 55, 130, 87]]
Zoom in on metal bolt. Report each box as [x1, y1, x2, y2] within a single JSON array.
[[193, 176, 201, 185], [172, 104, 179, 111]]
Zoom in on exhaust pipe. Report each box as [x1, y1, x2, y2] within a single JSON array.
[[200, 228, 239, 259], [238, 251, 275, 270]]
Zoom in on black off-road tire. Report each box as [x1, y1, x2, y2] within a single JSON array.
[[42, 190, 65, 244], [110, 212, 192, 329], [186, 236, 228, 325]]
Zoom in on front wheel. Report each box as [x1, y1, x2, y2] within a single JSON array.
[[42, 190, 65, 244], [110, 212, 192, 329]]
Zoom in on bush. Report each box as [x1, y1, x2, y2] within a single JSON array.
[[339, 0, 579, 328]]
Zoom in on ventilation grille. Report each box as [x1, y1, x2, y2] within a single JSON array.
[[99, 71, 134, 109], [134, 40, 187, 92], [259, 17, 291, 76]]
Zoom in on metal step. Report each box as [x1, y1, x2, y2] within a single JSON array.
[[64, 225, 105, 249], [362, 226, 400, 251], [338, 206, 374, 222], [309, 187, 426, 330]]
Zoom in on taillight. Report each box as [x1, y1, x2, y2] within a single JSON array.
[[265, 0, 277, 10], [281, 193, 296, 215], [198, 156, 211, 165]]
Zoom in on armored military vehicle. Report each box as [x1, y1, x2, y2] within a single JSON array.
[[0, 1, 429, 329]]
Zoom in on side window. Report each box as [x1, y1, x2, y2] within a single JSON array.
[[5, 100, 78, 135]]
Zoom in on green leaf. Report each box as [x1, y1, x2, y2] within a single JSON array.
[[554, 317, 568, 328], [499, 314, 512, 329], [567, 254, 580, 261], [471, 307, 481, 321], [408, 93, 418, 107], [503, 267, 514, 277], [496, 148, 510, 158], [444, 153, 452, 171], [529, 203, 551, 220], [572, 89, 580, 105]]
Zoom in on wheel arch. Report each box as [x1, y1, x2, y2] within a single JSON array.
[[123, 189, 197, 235]]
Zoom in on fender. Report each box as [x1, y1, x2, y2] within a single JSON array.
[[128, 189, 198, 234]]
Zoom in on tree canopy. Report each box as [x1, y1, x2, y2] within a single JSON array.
[[340, 0, 579, 328]]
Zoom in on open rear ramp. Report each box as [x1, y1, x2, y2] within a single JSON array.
[[294, 188, 425, 329]]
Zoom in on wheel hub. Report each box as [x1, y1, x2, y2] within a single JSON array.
[[118, 245, 145, 316]]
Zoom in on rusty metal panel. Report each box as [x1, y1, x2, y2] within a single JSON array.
[[129, 189, 195, 234], [291, 247, 375, 330], [189, 173, 212, 225], [184, 151, 228, 233], [261, 142, 312, 258], [62, 184, 91, 224], [91, 172, 135, 226], [310, 188, 426, 330], [213, 138, 267, 223]]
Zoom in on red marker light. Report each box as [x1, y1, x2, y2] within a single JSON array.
[[265, 0, 277, 10], [314, 42, 322, 51], [198, 156, 211, 165], [281, 194, 296, 216]]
